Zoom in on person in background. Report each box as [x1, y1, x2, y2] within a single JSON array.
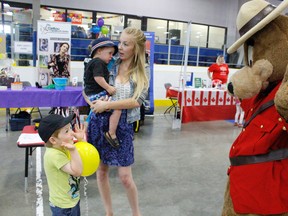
[[83, 37, 121, 148], [38, 114, 85, 216], [84, 27, 149, 216], [48, 42, 71, 116], [207, 55, 229, 88], [234, 96, 244, 128]]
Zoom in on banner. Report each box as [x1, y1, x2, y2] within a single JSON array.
[[0, 34, 6, 59], [144, 32, 155, 115], [37, 21, 71, 85]]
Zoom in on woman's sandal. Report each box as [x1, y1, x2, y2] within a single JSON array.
[[104, 132, 120, 148]]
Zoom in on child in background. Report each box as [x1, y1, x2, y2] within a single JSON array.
[[83, 37, 120, 148], [38, 114, 85, 216], [234, 96, 244, 128]]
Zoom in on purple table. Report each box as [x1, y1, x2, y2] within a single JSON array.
[[0, 86, 87, 131]]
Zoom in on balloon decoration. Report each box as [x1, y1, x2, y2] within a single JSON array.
[[101, 26, 109, 35], [91, 25, 101, 34], [90, 18, 109, 36], [97, 18, 104, 27], [75, 141, 100, 177]]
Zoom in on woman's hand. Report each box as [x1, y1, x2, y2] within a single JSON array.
[[91, 96, 110, 113]]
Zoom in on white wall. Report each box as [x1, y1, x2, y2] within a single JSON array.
[[13, 62, 238, 100]]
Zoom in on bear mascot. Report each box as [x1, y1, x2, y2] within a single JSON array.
[[222, 0, 288, 215]]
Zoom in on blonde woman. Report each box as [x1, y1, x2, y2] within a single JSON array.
[[86, 27, 149, 216], [207, 55, 229, 87]]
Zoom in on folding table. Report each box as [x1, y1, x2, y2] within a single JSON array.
[[17, 125, 44, 192], [167, 87, 236, 123], [0, 86, 87, 131]]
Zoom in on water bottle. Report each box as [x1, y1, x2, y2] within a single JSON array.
[[14, 75, 20, 82]]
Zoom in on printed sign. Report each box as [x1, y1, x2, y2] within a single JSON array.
[[194, 77, 202, 88], [14, 41, 33, 54]]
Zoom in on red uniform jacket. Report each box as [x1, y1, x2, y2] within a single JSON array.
[[228, 82, 288, 214]]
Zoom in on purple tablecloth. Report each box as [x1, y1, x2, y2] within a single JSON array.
[[0, 86, 87, 108]]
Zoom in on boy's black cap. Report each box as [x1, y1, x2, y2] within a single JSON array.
[[38, 114, 75, 143], [90, 37, 118, 57]]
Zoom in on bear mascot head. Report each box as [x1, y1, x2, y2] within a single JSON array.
[[227, 0, 288, 119], [222, 0, 288, 215]]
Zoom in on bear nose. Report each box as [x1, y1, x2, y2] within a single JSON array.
[[227, 82, 234, 95]]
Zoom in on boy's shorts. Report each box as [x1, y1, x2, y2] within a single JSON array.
[[87, 90, 108, 101], [86, 90, 114, 123]]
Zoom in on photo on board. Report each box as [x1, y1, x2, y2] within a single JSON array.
[[39, 38, 48, 52]]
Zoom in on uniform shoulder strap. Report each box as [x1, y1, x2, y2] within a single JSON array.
[[243, 100, 274, 128]]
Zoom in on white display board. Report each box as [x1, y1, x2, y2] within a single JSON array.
[[37, 21, 71, 85]]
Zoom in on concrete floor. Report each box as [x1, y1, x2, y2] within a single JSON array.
[[0, 107, 241, 216]]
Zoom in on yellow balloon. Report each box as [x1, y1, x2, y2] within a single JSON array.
[[75, 141, 100, 177], [0, 38, 2, 43]]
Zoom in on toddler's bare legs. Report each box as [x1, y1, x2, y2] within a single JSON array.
[[109, 109, 121, 139]]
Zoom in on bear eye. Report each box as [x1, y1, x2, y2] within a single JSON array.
[[246, 38, 254, 46]]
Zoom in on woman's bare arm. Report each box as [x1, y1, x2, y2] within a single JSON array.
[[82, 90, 145, 113], [91, 98, 140, 113]]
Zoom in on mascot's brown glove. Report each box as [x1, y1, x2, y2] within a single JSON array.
[[275, 64, 288, 121]]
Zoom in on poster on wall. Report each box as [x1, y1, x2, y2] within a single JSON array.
[[144, 32, 155, 115], [0, 34, 6, 59], [37, 20, 71, 85]]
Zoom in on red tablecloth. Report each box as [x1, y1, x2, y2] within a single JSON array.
[[167, 87, 236, 123]]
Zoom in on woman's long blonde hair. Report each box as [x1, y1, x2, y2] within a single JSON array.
[[123, 27, 149, 99]]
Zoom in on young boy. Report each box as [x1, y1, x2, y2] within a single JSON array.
[[38, 114, 85, 216], [83, 37, 120, 148]]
